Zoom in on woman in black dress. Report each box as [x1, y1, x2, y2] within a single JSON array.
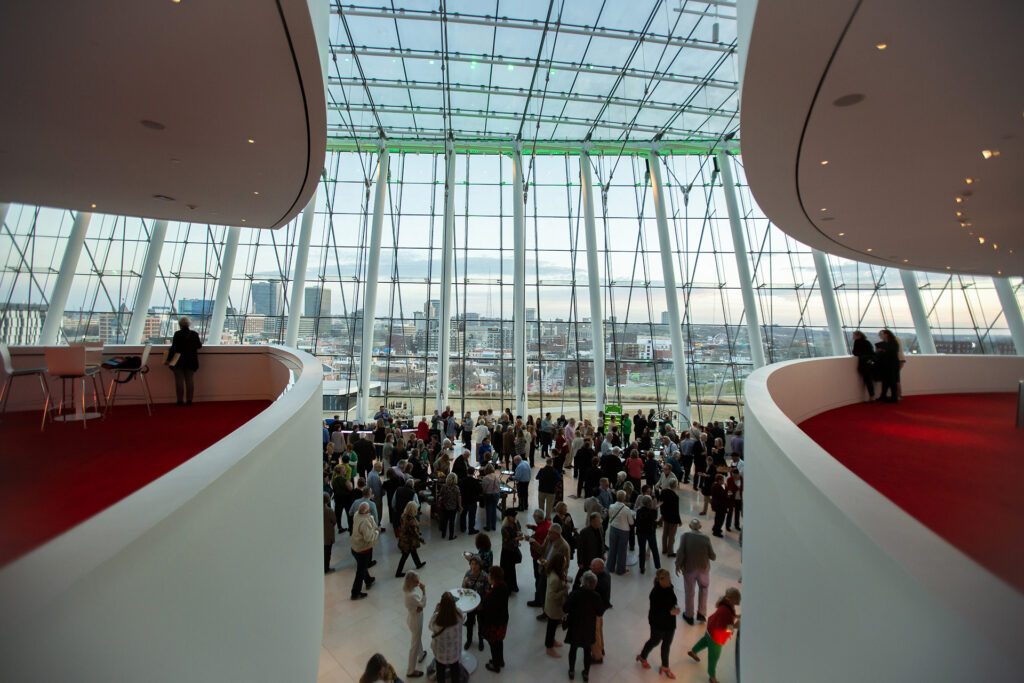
[[166, 316, 202, 405], [480, 566, 511, 673], [499, 508, 523, 592], [851, 330, 876, 400]]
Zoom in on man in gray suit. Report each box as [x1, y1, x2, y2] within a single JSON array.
[[674, 518, 717, 624]]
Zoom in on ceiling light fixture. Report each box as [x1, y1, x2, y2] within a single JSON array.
[[838, 232, 845, 236], [946, 266, 951, 270], [902, 259, 909, 263], [866, 248, 873, 252], [90, 203, 96, 208], [978, 237, 985, 244], [820, 208, 827, 212], [981, 149, 999, 159], [820, 160, 829, 165], [956, 211, 962, 217], [965, 177, 973, 184], [247, 138, 255, 144], [875, 43, 887, 50], [955, 197, 963, 203], [253, 191, 260, 195]]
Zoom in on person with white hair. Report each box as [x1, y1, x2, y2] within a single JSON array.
[[563, 570, 605, 681], [674, 518, 717, 624], [402, 571, 427, 678], [165, 316, 203, 405]]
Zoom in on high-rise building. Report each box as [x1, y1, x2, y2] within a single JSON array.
[[0, 303, 46, 345], [177, 299, 215, 317], [304, 287, 331, 317], [252, 281, 283, 317]]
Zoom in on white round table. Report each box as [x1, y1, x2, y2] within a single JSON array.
[[449, 588, 481, 674]]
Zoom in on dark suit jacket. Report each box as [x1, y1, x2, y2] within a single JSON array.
[[170, 328, 203, 371]]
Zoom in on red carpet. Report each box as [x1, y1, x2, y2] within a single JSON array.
[[799, 393, 1024, 593], [0, 400, 270, 567]]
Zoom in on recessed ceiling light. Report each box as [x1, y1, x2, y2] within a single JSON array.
[[838, 232, 845, 236], [875, 43, 887, 50], [978, 237, 985, 244], [946, 265, 951, 270], [247, 138, 255, 144], [998, 270, 1003, 275], [253, 191, 260, 195], [866, 248, 873, 252], [241, 218, 246, 222], [820, 160, 829, 165], [955, 197, 963, 203], [956, 211, 962, 217], [993, 243, 998, 249], [820, 207, 827, 212], [90, 203, 96, 208], [981, 149, 999, 159], [902, 259, 909, 263], [965, 177, 974, 184]]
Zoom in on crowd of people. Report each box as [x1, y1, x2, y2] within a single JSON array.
[[323, 406, 744, 683]]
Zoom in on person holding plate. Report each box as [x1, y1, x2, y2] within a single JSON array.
[[461, 554, 489, 652]]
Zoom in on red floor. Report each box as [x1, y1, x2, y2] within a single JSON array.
[[0, 400, 270, 567], [799, 393, 1024, 593]]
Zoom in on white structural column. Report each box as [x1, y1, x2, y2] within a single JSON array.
[[284, 192, 318, 349], [647, 150, 690, 424], [579, 150, 605, 415], [812, 249, 847, 356], [0, 204, 8, 230], [357, 147, 390, 423], [436, 143, 457, 413], [512, 145, 528, 418], [40, 211, 92, 344], [206, 226, 241, 345], [898, 269, 937, 354], [993, 277, 1024, 354], [717, 151, 767, 369], [125, 220, 168, 344]]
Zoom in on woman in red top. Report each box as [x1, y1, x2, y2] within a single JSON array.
[[687, 587, 740, 683], [416, 418, 430, 442], [625, 450, 644, 490]]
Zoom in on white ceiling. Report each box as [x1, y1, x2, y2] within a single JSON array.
[[739, 0, 1024, 277], [0, 0, 325, 230]]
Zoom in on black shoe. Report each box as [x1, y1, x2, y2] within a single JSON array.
[[420, 649, 427, 663], [568, 672, 575, 681], [365, 577, 376, 589], [479, 640, 485, 651], [582, 672, 589, 682], [712, 531, 723, 538], [469, 529, 479, 534], [351, 592, 368, 600], [697, 613, 707, 622], [486, 662, 500, 673], [369, 560, 378, 568], [408, 671, 424, 678], [640, 567, 645, 574], [682, 614, 695, 625], [464, 640, 472, 650], [415, 562, 427, 570], [527, 601, 542, 607], [536, 614, 547, 621]]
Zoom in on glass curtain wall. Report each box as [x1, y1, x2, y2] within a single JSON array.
[[2, 152, 1020, 422]]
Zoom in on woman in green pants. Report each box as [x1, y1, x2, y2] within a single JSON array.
[[687, 587, 740, 683]]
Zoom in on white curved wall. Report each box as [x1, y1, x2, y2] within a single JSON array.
[[742, 355, 1024, 682], [0, 346, 324, 682]]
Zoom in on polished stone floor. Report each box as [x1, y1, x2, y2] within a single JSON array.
[[319, 465, 742, 683]]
